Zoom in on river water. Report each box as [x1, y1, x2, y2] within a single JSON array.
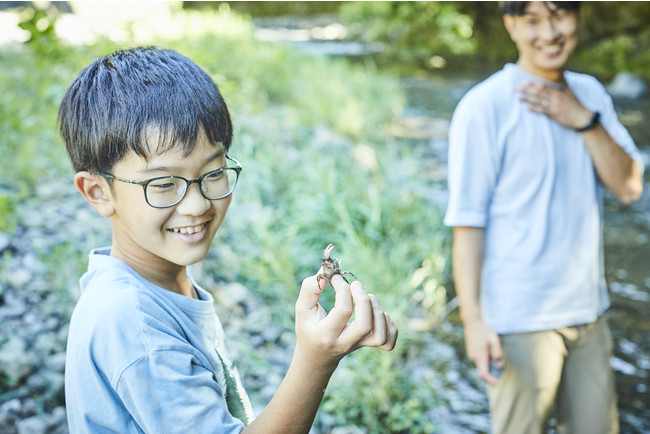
[[250, 14, 650, 433]]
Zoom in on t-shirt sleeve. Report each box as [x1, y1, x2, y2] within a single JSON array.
[[444, 91, 499, 228], [116, 349, 245, 433]]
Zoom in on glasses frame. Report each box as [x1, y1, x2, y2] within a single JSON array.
[[95, 155, 242, 208]]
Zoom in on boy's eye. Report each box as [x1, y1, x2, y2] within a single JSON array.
[[149, 179, 177, 190], [205, 169, 224, 181]]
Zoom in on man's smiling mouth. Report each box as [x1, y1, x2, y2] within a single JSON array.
[[541, 44, 562, 54]]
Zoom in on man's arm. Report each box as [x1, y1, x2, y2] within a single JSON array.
[[452, 226, 503, 385], [581, 124, 643, 204], [517, 81, 643, 203]]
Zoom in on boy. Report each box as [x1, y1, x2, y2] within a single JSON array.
[[59, 46, 397, 433], [444, 2, 643, 433]]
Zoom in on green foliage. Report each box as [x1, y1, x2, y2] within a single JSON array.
[[573, 30, 650, 81], [563, 2, 650, 80], [0, 194, 16, 233], [40, 241, 89, 303], [0, 44, 99, 191], [340, 1, 476, 72], [338, 1, 650, 80], [92, 6, 403, 140], [321, 348, 438, 433], [188, 1, 342, 17], [220, 120, 446, 305], [17, 3, 59, 44]]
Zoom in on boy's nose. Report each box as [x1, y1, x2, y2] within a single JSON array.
[[175, 182, 211, 216]]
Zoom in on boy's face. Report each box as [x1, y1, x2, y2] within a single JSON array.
[[106, 132, 232, 273], [504, 1, 579, 81]]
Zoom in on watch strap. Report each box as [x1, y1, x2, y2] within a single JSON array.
[[576, 111, 600, 133]]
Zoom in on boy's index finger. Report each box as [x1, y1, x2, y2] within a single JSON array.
[[322, 274, 354, 329]]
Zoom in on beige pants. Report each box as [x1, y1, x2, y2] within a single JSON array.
[[488, 315, 619, 434]]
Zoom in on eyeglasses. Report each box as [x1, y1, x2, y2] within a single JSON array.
[[95, 155, 242, 208]]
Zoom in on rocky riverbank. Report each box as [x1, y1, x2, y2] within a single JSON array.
[[0, 178, 86, 434]]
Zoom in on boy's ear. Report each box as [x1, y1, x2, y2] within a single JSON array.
[[74, 171, 116, 218]]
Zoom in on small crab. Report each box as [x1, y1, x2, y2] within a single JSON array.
[[317, 243, 357, 286]]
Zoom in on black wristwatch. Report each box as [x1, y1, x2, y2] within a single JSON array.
[[575, 111, 600, 133]]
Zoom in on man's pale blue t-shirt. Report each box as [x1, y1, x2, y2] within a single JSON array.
[[65, 247, 253, 433], [444, 64, 644, 334]]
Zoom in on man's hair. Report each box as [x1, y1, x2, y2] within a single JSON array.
[[501, 1, 581, 16], [58, 46, 232, 173]]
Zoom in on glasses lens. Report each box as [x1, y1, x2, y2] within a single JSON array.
[[145, 177, 186, 207], [201, 168, 239, 199]]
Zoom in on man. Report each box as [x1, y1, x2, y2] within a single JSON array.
[[444, 2, 644, 433]]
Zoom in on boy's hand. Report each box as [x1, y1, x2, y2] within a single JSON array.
[[294, 271, 398, 370]]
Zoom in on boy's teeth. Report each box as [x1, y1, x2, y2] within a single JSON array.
[[172, 224, 204, 235]]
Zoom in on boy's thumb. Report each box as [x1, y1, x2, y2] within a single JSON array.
[[295, 272, 325, 312]]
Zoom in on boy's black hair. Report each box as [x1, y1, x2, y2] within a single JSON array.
[[58, 46, 232, 173], [502, 1, 581, 16]]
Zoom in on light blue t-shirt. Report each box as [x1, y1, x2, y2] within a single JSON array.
[[444, 64, 643, 334], [65, 248, 253, 433]]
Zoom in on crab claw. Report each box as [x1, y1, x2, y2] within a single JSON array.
[[323, 243, 334, 260]]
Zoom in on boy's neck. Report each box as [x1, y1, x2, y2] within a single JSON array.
[[110, 247, 197, 299]]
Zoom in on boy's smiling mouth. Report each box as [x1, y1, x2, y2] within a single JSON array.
[[169, 223, 207, 235], [166, 221, 211, 241]]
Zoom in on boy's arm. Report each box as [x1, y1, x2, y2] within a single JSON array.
[[244, 274, 397, 433], [452, 226, 503, 386]]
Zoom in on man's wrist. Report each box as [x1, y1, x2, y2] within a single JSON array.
[[575, 111, 600, 132], [459, 306, 483, 325]]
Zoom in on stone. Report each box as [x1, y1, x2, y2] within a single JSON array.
[[0, 398, 21, 431], [330, 426, 367, 434], [219, 282, 253, 307], [0, 336, 33, 385], [46, 407, 68, 434], [1, 290, 28, 317], [9, 268, 31, 288], [16, 415, 48, 434], [45, 351, 67, 373], [0, 231, 10, 252], [0, 398, 21, 414], [42, 369, 65, 395], [608, 72, 647, 99]]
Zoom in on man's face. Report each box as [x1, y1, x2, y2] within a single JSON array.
[[504, 1, 579, 81], [106, 132, 232, 273]]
